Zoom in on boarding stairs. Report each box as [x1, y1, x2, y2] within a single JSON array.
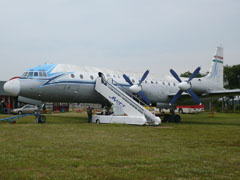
[[95, 77, 161, 125]]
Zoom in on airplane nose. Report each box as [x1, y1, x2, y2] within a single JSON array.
[[3, 79, 21, 96]]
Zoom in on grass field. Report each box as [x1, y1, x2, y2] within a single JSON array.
[[0, 112, 239, 180]]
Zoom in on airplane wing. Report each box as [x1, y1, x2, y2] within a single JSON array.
[[168, 89, 240, 99], [206, 89, 240, 97], [168, 92, 189, 97]]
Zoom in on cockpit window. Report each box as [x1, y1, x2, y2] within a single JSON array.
[[22, 70, 47, 78], [28, 72, 34, 77], [22, 72, 28, 77]]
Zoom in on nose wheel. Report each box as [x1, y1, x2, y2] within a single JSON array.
[[35, 104, 46, 124], [35, 115, 46, 124]]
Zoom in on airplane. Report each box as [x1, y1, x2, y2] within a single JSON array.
[[3, 46, 240, 123]]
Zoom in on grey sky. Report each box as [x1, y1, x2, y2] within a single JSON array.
[[0, 0, 240, 80]]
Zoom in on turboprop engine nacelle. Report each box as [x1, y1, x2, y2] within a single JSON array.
[[157, 103, 172, 108], [129, 85, 142, 94]]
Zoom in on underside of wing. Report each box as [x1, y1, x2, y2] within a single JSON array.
[[206, 89, 240, 97], [168, 89, 240, 105]]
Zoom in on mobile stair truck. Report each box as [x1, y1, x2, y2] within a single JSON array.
[[93, 76, 161, 126]]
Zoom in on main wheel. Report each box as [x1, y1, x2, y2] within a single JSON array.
[[169, 115, 176, 123], [163, 114, 171, 122], [174, 115, 181, 123]]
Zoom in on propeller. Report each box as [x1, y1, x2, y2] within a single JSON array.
[[123, 70, 151, 105], [169, 67, 201, 105]]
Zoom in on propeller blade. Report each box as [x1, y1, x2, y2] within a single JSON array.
[[170, 69, 182, 83], [170, 90, 183, 105], [187, 88, 201, 105], [123, 74, 133, 86], [138, 91, 151, 105], [188, 67, 201, 82], [139, 70, 149, 85]]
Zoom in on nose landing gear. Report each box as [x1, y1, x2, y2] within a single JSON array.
[[35, 104, 46, 124], [35, 115, 46, 124]]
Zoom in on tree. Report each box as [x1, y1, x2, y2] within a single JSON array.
[[224, 65, 240, 89], [180, 71, 207, 78]]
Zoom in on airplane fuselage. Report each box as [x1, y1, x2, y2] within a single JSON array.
[[10, 64, 213, 106]]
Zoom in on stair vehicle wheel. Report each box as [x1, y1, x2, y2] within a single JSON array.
[[18, 111, 22, 115], [96, 119, 100, 124], [38, 115, 46, 124]]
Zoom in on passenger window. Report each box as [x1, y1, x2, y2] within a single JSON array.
[[34, 72, 38, 77], [168, 83, 170, 86], [145, 80, 147, 83], [71, 74, 75, 78], [162, 82, 165, 85], [90, 75, 94, 80], [43, 72, 47, 77], [132, 79, 135, 83], [80, 74, 83, 79], [28, 72, 33, 77], [39, 72, 43, 77]]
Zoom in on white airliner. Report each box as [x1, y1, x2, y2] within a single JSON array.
[[3, 46, 240, 123]]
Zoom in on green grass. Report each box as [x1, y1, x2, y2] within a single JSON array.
[[0, 112, 239, 180]]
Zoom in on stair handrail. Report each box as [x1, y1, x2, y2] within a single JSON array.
[[98, 77, 146, 114]]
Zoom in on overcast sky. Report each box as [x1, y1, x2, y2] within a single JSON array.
[[0, 0, 240, 80]]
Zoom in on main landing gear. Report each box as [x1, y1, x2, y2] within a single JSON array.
[[161, 108, 181, 123], [162, 114, 181, 123]]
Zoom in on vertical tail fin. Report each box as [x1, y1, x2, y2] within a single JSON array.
[[205, 45, 224, 88]]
